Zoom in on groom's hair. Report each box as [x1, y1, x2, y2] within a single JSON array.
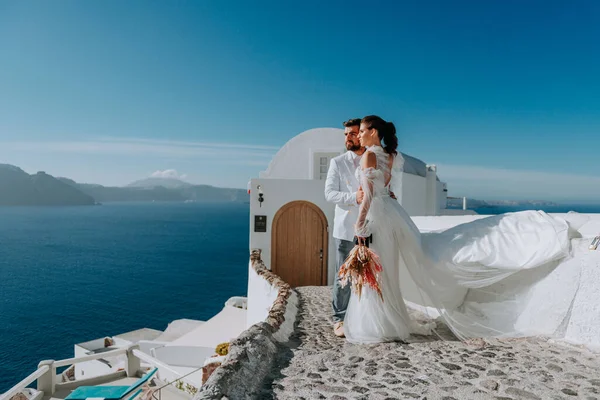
[[343, 118, 361, 128]]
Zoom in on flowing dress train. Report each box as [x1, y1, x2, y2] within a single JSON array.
[[344, 145, 581, 343]]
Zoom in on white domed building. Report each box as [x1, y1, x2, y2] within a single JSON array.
[[248, 127, 464, 288]]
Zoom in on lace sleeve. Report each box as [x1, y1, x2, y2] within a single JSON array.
[[355, 167, 377, 238]]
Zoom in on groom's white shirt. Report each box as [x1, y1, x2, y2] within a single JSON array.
[[324, 151, 362, 242]]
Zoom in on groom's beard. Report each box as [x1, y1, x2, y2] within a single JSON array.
[[346, 142, 361, 152]]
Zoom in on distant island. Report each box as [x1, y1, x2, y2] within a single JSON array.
[[0, 164, 96, 206], [0, 164, 247, 206], [447, 197, 559, 209]]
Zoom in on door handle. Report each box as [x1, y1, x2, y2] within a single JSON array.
[[319, 249, 323, 260]]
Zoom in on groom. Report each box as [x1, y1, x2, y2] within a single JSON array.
[[324, 118, 366, 337]]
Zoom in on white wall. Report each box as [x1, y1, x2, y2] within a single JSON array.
[[249, 175, 452, 285], [73, 345, 119, 380], [246, 262, 300, 342], [151, 346, 214, 368], [272, 291, 299, 342], [249, 178, 338, 285], [399, 173, 428, 216], [425, 166, 438, 216], [246, 262, 280, 328], [438, 181, 447, 209], [579, 216, 600, 237]]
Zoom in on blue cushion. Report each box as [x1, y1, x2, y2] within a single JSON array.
[[65, 368, 158, 400], [65, 386, 129, 400]]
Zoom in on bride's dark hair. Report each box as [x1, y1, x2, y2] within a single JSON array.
[[361, 115, 398, 155]]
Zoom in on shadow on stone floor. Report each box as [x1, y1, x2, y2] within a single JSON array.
[[257, 293, 306, 399], [405, 312, 460, 344]]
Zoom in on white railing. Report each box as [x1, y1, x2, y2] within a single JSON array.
[[1, 342, 208, 400], [0, 365, 49, 400], [132, 349, 202, 398], [54, 348, 127, 368], [131, 349, 182, 379], [0, 345, 140, 400]]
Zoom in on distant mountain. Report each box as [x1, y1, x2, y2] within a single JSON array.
[[57, 176, 247, 203], [0, 164, 95, 206], [127, 177, 193, 189], [1, 163, 248, 205]]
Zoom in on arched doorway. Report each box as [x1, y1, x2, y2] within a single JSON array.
[[271, 201, 328, 287]]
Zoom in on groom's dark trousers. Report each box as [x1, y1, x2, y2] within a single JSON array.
[[332, 238, 354, 323]]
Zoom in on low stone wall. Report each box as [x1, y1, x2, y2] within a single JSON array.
[[195, 250, 298, 400]]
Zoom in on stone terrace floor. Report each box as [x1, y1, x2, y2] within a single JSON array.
[[259, 286, 600, 400]]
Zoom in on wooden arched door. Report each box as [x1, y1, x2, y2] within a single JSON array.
[[271, 201, 328, 287]]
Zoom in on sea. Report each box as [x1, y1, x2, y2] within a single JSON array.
[[0, 202, 250, 393], [1, 201, 599, 392]]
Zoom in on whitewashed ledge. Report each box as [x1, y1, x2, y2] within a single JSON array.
[[194, 250, 299, 400]]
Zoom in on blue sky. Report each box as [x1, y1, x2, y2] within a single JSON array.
[[0, 0, 599, 202]]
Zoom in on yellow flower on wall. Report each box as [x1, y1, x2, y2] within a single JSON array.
[[215, 342, 229, 356]]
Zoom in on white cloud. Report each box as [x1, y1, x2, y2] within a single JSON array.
[[0, 137, 279, 165], [150, 169, 188, 180], [438, 163, 600, 201], [95, 136, 281, 151]]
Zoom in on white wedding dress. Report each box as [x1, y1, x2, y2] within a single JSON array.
[[344, 145, 581, 344]]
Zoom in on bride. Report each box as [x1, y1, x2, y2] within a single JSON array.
[[344, 115, 583, 344]]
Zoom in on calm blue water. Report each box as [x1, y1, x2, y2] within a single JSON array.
[[0, 203, 249, 393]]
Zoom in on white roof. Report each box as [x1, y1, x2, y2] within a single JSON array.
[[154, 319, 205, 342], [167, 306, 247, 349], [113, 328, 163, 343], [260, 128, 344, 179]]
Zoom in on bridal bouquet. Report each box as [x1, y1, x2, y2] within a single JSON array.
[[339, 243, 384, 302]]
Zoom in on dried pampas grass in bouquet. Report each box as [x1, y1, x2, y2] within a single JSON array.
[[338, 243, 384, 302]]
